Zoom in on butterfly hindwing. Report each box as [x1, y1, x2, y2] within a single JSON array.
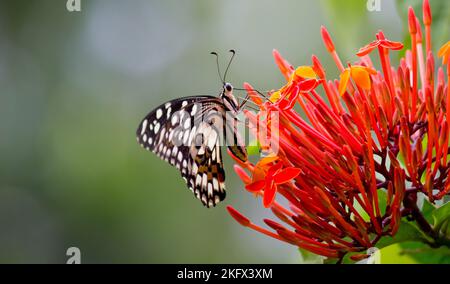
[[225, 115, 248, 163], [187, 111, 227, 207]]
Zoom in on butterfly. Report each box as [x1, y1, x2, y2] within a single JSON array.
[[136, 50, 248, 208]]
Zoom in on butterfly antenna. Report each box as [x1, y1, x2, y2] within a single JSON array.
[[210, 51, 224, 84], [223, 49, 236, 82]]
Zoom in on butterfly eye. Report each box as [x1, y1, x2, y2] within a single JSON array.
[[224, 83, 233, 92]]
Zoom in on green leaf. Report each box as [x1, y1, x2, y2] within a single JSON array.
[[377, 189, 387, 216], [379, 243, 419, 264], [298, 248, 325, 264], [398, 241, 450, 264], [246, 139, 261, 156], [432, 202, 450, 233], [354, 190, 387, 222], [396, 149, 407, 171], [421, 196, 436, 224], [376, 220, 427, 249]]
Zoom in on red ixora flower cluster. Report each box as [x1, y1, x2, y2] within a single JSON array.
[[227, 0, 450, 260]]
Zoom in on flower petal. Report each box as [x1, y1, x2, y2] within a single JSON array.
[[251, 166, 267, 183], [356, 41, 379, 57], [245, 180, 265, 192], [379, 39, 404, 50], [295, 66, 317, 79], [258, 155, 279, 166], [268, 162, 283, 176], [263, 180, 276, 208], [438, 41, 450, 64], [298, 78, 319, 93], [338, 69, 351, 95], [273, 167, 302, 184], [269, 91, 281, 103], [351, 66, 372, 91]]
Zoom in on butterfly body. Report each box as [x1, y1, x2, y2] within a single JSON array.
[[137, 83, 247, 207]]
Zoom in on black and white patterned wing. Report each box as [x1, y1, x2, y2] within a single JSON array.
[[136, 96, 227, 207], [186, 110, 227, 207], [136, 96, 214, 161], [225, 114, 248, 163]]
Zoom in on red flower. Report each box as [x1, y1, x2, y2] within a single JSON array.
[[227, 0, 449, 261], [356, 37, 403, 57], [245, 162, 301, 208]]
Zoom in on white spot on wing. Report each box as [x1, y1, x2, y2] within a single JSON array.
[[207, 130, 218, 149], [183, 117, 191, 129], [191, 104, 198, 115], [213, 178, 219, 191], [207, 183, 213, 197], [140, 120, 148, 135], [154, 122, 160, 133], [198, 145, 205, 155], [171, 114, 178, 125], [188, 126, 196, 146], [202, 173, 208, 188], [182, 130, 189, 145], [156, 109, 163, 119]]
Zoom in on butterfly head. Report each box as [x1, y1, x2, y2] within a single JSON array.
[[221, 82, 239, 113]]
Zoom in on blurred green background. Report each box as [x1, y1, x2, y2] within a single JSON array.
[[0, 0, 447, 263]]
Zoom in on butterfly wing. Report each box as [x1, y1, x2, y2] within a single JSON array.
[[225, 114, 248, 163], [187, 115, 227, 207], [136, 96, 214, 161], [136, 96, 228, 207]]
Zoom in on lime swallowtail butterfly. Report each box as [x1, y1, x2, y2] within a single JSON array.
[[136, 50, 248, 207]]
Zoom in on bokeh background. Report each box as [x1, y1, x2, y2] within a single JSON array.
[[0, 0, 448, 263]]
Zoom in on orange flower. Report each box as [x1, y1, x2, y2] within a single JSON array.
[[438, 41, 450, 64], [245, 161, 301, 208], [338, 65, 377, 95], [269, 59, 319, 109]]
